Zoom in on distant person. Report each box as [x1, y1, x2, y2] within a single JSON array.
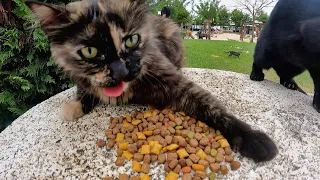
[[161, 6, 170, 18]]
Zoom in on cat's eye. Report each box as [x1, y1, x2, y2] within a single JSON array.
[[125, 34, 140, 48], [81, 47, 98, 59]]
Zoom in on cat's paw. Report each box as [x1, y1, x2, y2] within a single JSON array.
[[232, 130, 278, 162], [60, 101, 84, 121], [250, 71, 265, 81], [313, 91, 320, 113], [280, 79, 299, 90]]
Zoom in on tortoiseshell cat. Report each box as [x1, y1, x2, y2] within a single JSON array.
[[26, 0, 278, 162]]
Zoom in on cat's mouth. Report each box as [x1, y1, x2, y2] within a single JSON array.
[[102, 81, 127, 97]]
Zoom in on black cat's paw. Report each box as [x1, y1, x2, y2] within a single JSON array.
[[232, 130, 278, 162], [280, 79, 299, 90], [313, 92, 320, 113], [250, 71, 265, 81]]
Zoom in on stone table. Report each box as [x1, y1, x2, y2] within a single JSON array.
[[0, 68, 319, 180]]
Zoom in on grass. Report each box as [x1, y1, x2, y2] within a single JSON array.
[[184, 39, 314, 93]]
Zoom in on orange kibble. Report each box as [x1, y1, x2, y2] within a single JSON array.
[[181, 166, 192, 173]]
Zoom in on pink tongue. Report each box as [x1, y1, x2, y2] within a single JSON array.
[[103, 82, 125, 97]]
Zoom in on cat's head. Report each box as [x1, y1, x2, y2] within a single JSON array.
[[26, 0, 149, 97]]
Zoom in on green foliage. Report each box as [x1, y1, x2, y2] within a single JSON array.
[[256, 11, 269, 23], [195, 0, 220, 25], [231, 9, 250, 27], [217, 5, 230, 26], [0, 0, 72, 131]]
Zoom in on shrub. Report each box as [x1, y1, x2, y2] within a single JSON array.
[[0, 0, 73, 131]]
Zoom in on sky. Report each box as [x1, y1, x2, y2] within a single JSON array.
[[186, 0, 277, 15]]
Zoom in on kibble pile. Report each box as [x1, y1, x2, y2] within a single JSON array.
[[98, 108, 241, 180]]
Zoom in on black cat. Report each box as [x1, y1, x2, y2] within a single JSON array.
[[250, 0, 320, 112], [225, 51, 241, 58]]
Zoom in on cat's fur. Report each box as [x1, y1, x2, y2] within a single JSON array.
[[250, 0, 320, 112], [225, 51, 241, 58], [26, 0, 278, 162]]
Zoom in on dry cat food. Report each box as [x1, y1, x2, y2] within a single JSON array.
[[100, 108, 241, 179]]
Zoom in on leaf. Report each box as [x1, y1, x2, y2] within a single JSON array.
[[0, 91, 16, 106]]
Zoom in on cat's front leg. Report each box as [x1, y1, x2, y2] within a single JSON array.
[[137, 71, 278, 162], [60, 87, 100, 121], [250, 63, 265, 81], [309, 68, 320, 112]]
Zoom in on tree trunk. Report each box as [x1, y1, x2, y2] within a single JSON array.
[[251, 13, 255, 43], [239, 22, 243, 41]]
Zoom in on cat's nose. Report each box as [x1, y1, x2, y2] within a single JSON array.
[[110, 60, 129, 81]]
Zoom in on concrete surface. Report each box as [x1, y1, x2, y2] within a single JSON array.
[[0, 68, 319, 180]]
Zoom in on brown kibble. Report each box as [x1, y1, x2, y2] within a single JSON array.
[[159, 138, 167, 147], [105, 130, 113, 136], [164, 162, 171, 172], [225, 147, 232, 155], [212, 142, 220, 149], [115, 157, 125, 166], [215, 153, 224, 163], [182, 173, 192, 180], [172, 136, 179, 144], [186, 145, 196, 154], [179, 138, 187, 147], [189, 154, 200, 163], [175, 129, 182, 136], [119, 174, 129, 180], [195, 171, 207, 179], [134, 153, 144, 162], [195, 127, 203, 133], [209, 163, 220, 172], [153, 129, 161, 135], [128, 144, 138, 154], [158, 153, 166, 164], [230, 161, 241, 170], [132, 133, 138, 142], [148, 125, 156, 131], [167, 152, 178, 160], [109, 122, 116, 129], [112, 127, 120, 135], [194, 133, 202, 141], [181, 130, 189, 137], [204, 146, 211, 155], [165, 136, 173, 144], [125, 133, 132, 139], [117, 149, 123, 157], [161, 128, 170, 137], [217, 148, 225, 155], [220, 165, 228, 175], [225, 155, 234, 162], [127, 138, 134, 144], [143, 154, 151, 163], [107, 139, 115, 148], [137, 140, 144, 149], [192, 176, 201, 180], [186, 158, 193, 166], [179, 158, 186, 167], [151, 154, 158, 163], [103, 177, 113, 180], [182, 121, 189, 129], [168, 126, 176, 134], [141, 163, 150, 174], [173, 164, 182, 174], [199, 137, 209, 146], [168, 159, 179, 169], [189, 139, 198, 147], [205, 155, 215, 164], [107, 134, 116, 139], [129, 176, 139, 180], [198, 159, 209, 169]]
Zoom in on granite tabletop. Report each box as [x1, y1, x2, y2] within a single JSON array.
[[0, 68, 319, 180]]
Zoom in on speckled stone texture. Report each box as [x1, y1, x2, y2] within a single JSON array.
[[0, 68, 319, 180]]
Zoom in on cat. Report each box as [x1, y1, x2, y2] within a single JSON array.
[[26, 0, 277, 162], [225, 51, 241, 58], [250, 0, 320, 112]]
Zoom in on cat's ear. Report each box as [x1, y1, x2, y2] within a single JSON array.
[[25, 1, 69, 27]]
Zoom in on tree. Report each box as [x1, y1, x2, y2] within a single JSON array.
[[195, 0, 220, 25], [236, 0, 277, 43], [217, 5, 230, 26], [256, 10, 269, 23]]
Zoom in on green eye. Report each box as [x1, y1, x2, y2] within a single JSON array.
[[125, 34, 140, 48], [81, 47, 98, 59]]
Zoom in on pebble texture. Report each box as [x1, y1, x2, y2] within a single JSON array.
[[0, 68, 319, 180]]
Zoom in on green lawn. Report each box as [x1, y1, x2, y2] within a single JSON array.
[[184, 39, 314, 93]]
